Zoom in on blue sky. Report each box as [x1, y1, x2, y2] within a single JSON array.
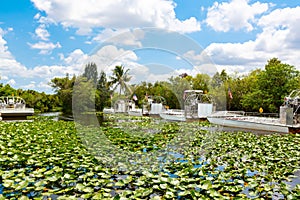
[[0, 0, 299, 93]]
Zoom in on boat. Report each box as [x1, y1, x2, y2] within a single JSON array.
[[159, 109, 185, 121], [103, 108, 115, 114], [0, 96, 34, 121], [114, 99, 128, 113], [103, 98, 147, 116], [146, 96, 167, 116], [127, 100, 144, 116], [103, 99, 135, 114], [128, 108, 143, 117], [127, 96, 167, 117], [159, 90, 214, 121], [207, 90, 300, 133]]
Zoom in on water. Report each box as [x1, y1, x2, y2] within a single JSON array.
[[38, 112, 60, 117], [0, 184, 3, 194], [38, 112, 60, 121], [285, 170, 300, 190]]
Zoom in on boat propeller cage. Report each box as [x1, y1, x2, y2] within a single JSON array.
[[283, 90, 300, 124]]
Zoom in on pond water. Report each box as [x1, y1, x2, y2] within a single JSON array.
[[286, 170, 300, 189], [3, 114, 294, 199], [37, 112, 60, 121], [38, 112, 60, 117]]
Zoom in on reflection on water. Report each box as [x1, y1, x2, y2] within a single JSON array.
[[38, 112, 60, 117], [38, 112, 60, 121], [285, 170, 300, 189]]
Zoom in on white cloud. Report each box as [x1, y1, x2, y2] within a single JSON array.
[[85, 45, 171, 84], [7, 79, 16, 85], [31, 0, 201, 34], [26, 51, 87, 79], [183, 50, 214, 66], [206, 0, 269, 32], [0, 28, 29, 77], [1, 33, 139, 93], [257, 6, 300, 50], [200, 6, 300, 73], [34, 13, 41, 19], [1, 75, 8, 80], [28, 41, 61, 54], [37, 81, 53, 90], [28, 65, 71, 78], [0, 29, 85, 92], [61, 49, 88, 65], [88, 45, 138, 71], [146, 72, 177, 83], [35, 24, 50, 41], [22, 83, 36, 90], [93, 29, 145, 47]]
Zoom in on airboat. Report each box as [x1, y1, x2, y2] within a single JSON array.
[[142, 96, 167, 116], [103, 99, 133, 114], [103, 95, 168, 117], [207, 90, 300, 133], [159, 90, 214, 122], [0, 96, 34, 121]]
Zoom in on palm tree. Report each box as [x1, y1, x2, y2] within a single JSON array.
[[109, 65, 132, 95]]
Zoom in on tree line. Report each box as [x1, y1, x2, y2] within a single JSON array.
[[1, 58, 298, 115], [51, 58, 300, 115], [0, 83, 60, 113]]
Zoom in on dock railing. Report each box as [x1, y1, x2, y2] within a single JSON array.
[[244, 112, 279, 118]]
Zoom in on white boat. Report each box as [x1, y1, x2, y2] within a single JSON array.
[[103, 98, 133, 114], [159, 109, 186, 122], [128, 108, 143, 117], [146, 96, 167, 116], [207, 111, 290, 133], [104, 98, 149, 116], [0, 96, 34, 121], [197, 103, 214, 118], [159, 90, 214, 121], [207, 90, 300, 134], [114, 99, 128, 113], [103, 108, 115, 114]]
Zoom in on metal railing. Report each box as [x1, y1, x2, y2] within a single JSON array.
[[244, 112, 279, 118]]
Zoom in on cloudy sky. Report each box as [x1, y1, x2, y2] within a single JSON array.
[[0, 0, 299, 93]]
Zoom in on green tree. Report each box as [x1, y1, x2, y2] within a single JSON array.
[[95, 71, 111, 111], [0, 84, 16, 97], [109, 65, 132, 95], [73, 77, 95, 113], [241, 58, 299, 113], [209, 70, 231, 110], [168, 76, 192, 108], [210, 69, 229, 88], [82, 62, 98, 85], [235, 69, 260, 111], [50, 74, 76, 115], [192, 73, 210, 92]]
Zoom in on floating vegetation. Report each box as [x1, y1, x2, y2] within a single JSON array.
[[0, 116, 299, 199]]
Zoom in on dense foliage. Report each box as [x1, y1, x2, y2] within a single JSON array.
[[239, 58, 299, 113], [0, 116, 299, 199], [0, 84, 60, 113], [50, 74, 76, 115], [130, 58, 300, 113], [51, 63, 112, 116], [1, 58, 298, 115]]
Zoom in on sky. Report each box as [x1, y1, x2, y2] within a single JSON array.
[[0, 0, 299, 94]]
